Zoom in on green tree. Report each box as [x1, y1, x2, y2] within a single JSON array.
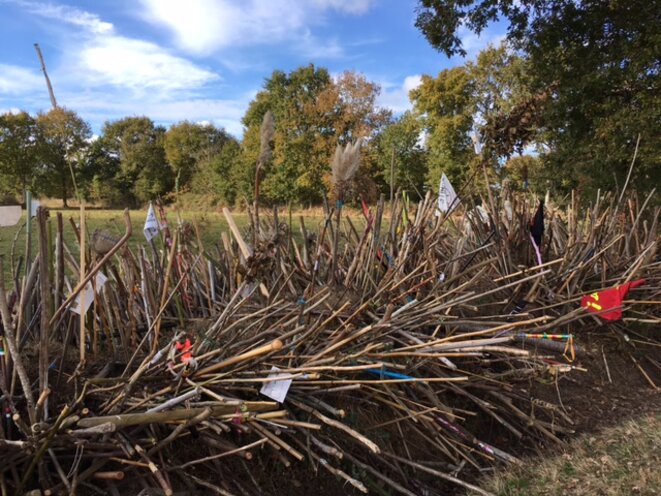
[[415, 0, 661, 195], [467, 43, 530, 127], [503, 154, 544, 192], [242, 64, 333, 204], [373, 112, 428, 199], [191, 139, 242, 204], [0, 111, 41, 199], [100, 117, 172, 204], [410, 67, 475, 190], [242, 65, 390, 204], [80, 139, 122, 205], [164, 121, 232, 190], [36, 107, 91, 207]]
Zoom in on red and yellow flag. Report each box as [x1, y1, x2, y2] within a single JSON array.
[[580, 279, 645, 321]]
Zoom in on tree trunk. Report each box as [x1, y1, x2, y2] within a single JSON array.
[[61, 167, 68, 208]]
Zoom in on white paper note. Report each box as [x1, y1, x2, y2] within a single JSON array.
[[260, 366, 292, 403], [143, 203, 160, 242], [70, 272, 108, 315], [29, 199, 40, 217], [437, 173, 458, 214]]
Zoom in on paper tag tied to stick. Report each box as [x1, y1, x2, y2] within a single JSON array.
[[143, 202, 160, 242], [70, 272, 108, 315], [436, 173, 458, 216], [260, 366, 292, 403]]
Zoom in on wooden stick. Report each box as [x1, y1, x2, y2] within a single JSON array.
[[195, 339, 283, 377]]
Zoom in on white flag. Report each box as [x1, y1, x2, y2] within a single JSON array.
[[29, 198, 40, 217], [70, 272, 108, 315], [260, 366, 292, 403], [144, 203, 160, 242], [437, 173, 458, 214], [471, 129, 482, 155], [0, 206, 22, 227]]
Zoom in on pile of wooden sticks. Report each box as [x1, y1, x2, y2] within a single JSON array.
[[0, 187, 658, 495]]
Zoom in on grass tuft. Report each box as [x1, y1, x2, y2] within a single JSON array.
[[483, 414, 660, 495]]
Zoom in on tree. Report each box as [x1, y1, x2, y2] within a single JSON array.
[[503, 154, 544, 192], [466, 43, 530, 127], [164, 121, 232, 189], [415, 0, 661, 195], [80, 138, 122, 205], [242, 65, 390, 204], [191, 139, 242, 205], [410, 67, 476, 190], [0, 111, 41, 199], [372, 112, 428, 199], [100, 117, 172, 204], [317, 71, 392, 144], [242, 64, 333, 204], [36, 107, 91, 207]]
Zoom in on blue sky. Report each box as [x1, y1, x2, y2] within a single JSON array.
[[0, 0, 505, 137]]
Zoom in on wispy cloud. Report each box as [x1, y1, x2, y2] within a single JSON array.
[[3, 0, 220, 97], [139, 0, 375, 56], [1, 0, 241, 134], [0, 64, 43, 95], [296, 31, 345, 59], [311, 0, 374, 15], [3, 0, 113, 33], [74, 36, 219, 93], [63, 93, 252, 137]]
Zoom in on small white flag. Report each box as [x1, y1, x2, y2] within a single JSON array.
[[70, 272, 108, 315], [143, 203, 160, 242], [29, 198, 40, 217], [436, 173, 458, 215], [260, 366, 292, 403], [0, 206, 22, 227], [471, 129, 482, 155]]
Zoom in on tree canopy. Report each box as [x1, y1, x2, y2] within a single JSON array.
[[415, 0, 660, 195], [242, 65, 390, 204], [0, 111, 41, 198], [36, 107, 91, 206], [100, 117, 172, 204]]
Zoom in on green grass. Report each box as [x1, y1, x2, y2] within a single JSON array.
[[0, 207, 361, 284], [482, 414, 660, 495]]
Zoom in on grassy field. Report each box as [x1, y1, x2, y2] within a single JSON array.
[[482, 414, 660, 495], [0, 206, 366, 283]]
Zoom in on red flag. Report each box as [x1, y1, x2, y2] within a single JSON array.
[[360, 194, 373, 227], [581, 279, 645, 321], [175, 338, 193, 364]]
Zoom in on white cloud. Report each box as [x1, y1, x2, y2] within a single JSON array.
[[311, 0, 374, 15], [5, 0, 114, 34], [74, 36, 219, 93], [62, 92, 252, 138], [1, 1, 220, 96], [377, 74, 422, 113], [458, 25, 507, 58], [139, 0, 374, 55], [0, 64, 43, 95], [2, 1, 231, 131], [0, 107, 23, 115], [297, 31, 345, 59]]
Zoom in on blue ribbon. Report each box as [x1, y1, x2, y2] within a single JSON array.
[[366, 368, 415, 380]]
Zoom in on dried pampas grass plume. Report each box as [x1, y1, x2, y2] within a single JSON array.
[[254, 110, 274, 246], [331, 139, 362, 201], [259, 111, 274, 167]]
